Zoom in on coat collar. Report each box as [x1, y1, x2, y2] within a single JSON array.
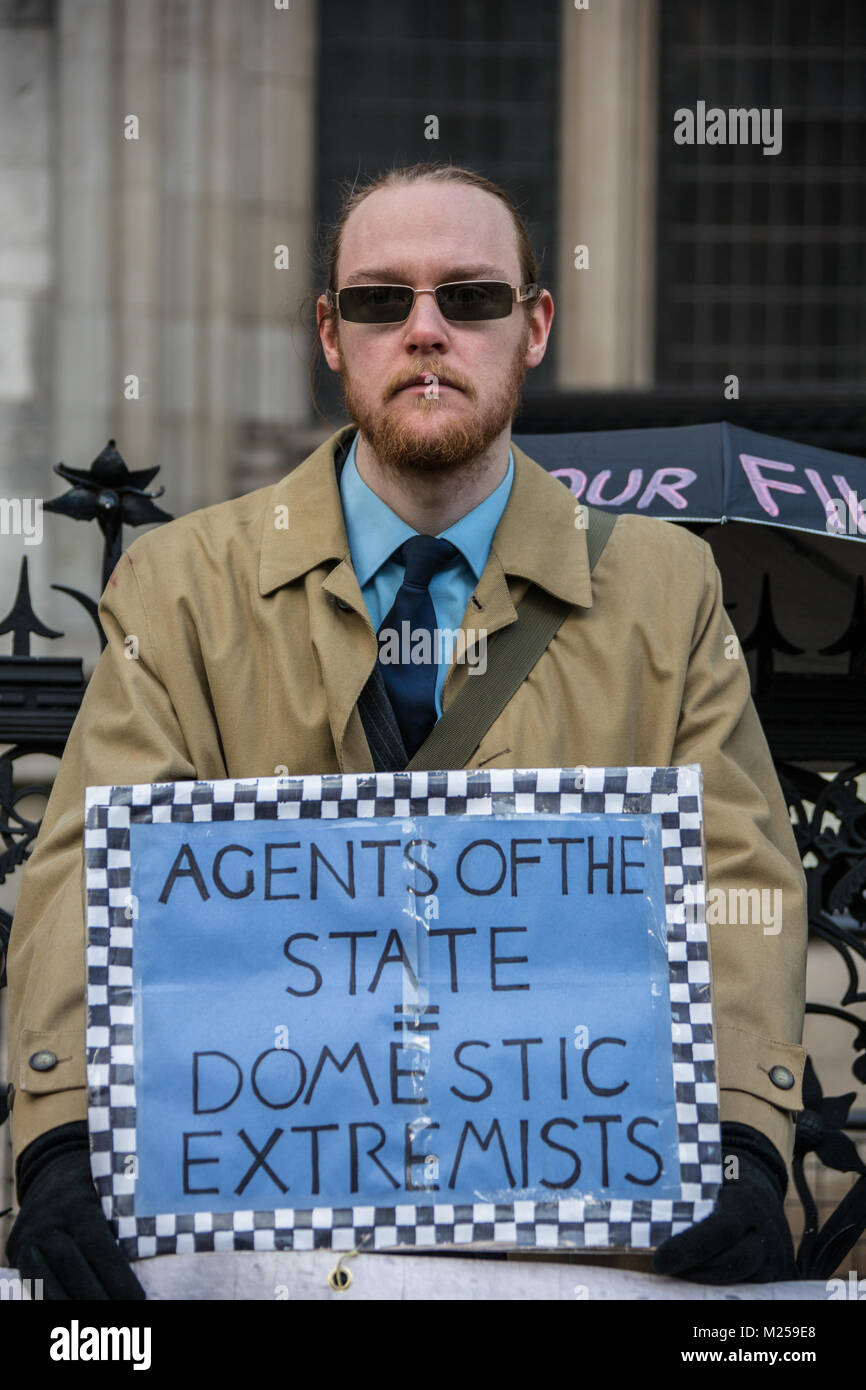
[[258, 423, 593, 609]]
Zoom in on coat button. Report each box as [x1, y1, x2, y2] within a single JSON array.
[[769, 1065, 795, 1090], [334, 597, 351, 612], [29, 1050, 58, 1072]]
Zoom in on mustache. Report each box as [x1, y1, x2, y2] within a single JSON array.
[[387, 361, 475, 398]]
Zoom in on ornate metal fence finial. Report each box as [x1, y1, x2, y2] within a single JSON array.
[[44, 439, 173, 593], [820, 575, 866, 678], [742, 572, 804, 691], [0, 555, 62, 656]]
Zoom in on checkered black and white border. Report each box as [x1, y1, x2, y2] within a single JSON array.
[[84, 765, 721, 1259]]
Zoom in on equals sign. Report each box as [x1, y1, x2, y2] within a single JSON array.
[[394, 1004, 440, 1032]]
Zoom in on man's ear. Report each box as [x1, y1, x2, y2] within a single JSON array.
[[525, 289, 554, 367], [317, 297, 342, 372]]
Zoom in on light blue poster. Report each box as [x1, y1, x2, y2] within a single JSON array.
[[85, 766, 722, 1257], [129, 811, 678, 1212]]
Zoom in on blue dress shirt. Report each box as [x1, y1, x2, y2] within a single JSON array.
[[339, 431, 514, 715]]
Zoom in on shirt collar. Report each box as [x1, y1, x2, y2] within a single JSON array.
[[339, 430, 514, 585], [259, 423, 593, 609]]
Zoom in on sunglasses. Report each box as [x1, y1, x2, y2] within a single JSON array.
[[325, 279, 541, 324]]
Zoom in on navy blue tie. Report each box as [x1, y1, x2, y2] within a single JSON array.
[[378, 535, 459, 758]]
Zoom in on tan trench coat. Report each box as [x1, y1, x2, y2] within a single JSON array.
[[7, 423, 807, 1184]]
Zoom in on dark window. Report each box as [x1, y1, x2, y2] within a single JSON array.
[[656, 0, 866, 388], [314, 0, 560, 419]]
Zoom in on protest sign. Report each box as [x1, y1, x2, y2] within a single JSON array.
[[84, 765, 722, 1257]]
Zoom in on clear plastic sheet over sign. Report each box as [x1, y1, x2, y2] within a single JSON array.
[[130, 798, 684, 1221]]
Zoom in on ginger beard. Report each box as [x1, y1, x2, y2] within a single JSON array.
[[336, 321, 531, 477]]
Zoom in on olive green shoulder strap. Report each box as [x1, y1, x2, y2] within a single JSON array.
[[406, 505, 617, 772]]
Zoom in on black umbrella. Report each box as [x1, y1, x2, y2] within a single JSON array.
[[514, 421, 866, 542]]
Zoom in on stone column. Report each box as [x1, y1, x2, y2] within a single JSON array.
[[46, 0, 319, 645], [0, 0, 58, 635], [0, 0, 58, 1247], [556, 0, 659, 388], [234, 0, 318, 494]]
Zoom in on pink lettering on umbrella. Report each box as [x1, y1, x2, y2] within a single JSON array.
[[739, 454, 805, 517], [637, 468, 697, 509], [804, 469, 866, 535], [550, 468, 588, 499], [586, 469, 644, 507]]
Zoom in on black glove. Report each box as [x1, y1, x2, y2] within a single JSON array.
[[6, 1120, 146, 1300], [652, 1121, 796, 1284]]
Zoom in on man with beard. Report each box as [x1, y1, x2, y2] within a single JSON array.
[[5, 163, 806, 1298]]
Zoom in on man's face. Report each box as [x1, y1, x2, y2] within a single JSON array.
[[317, 180, 553, 477]]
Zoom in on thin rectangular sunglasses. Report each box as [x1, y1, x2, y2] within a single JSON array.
[[326, 280, 541, 324]]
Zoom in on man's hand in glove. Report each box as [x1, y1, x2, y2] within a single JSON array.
[[653, 1121, 796, 1285], [6, 1120, 146, 1300]]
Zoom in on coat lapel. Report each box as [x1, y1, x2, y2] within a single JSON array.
[[357, 661, 409, 771], [259, 424, 376, 770]]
